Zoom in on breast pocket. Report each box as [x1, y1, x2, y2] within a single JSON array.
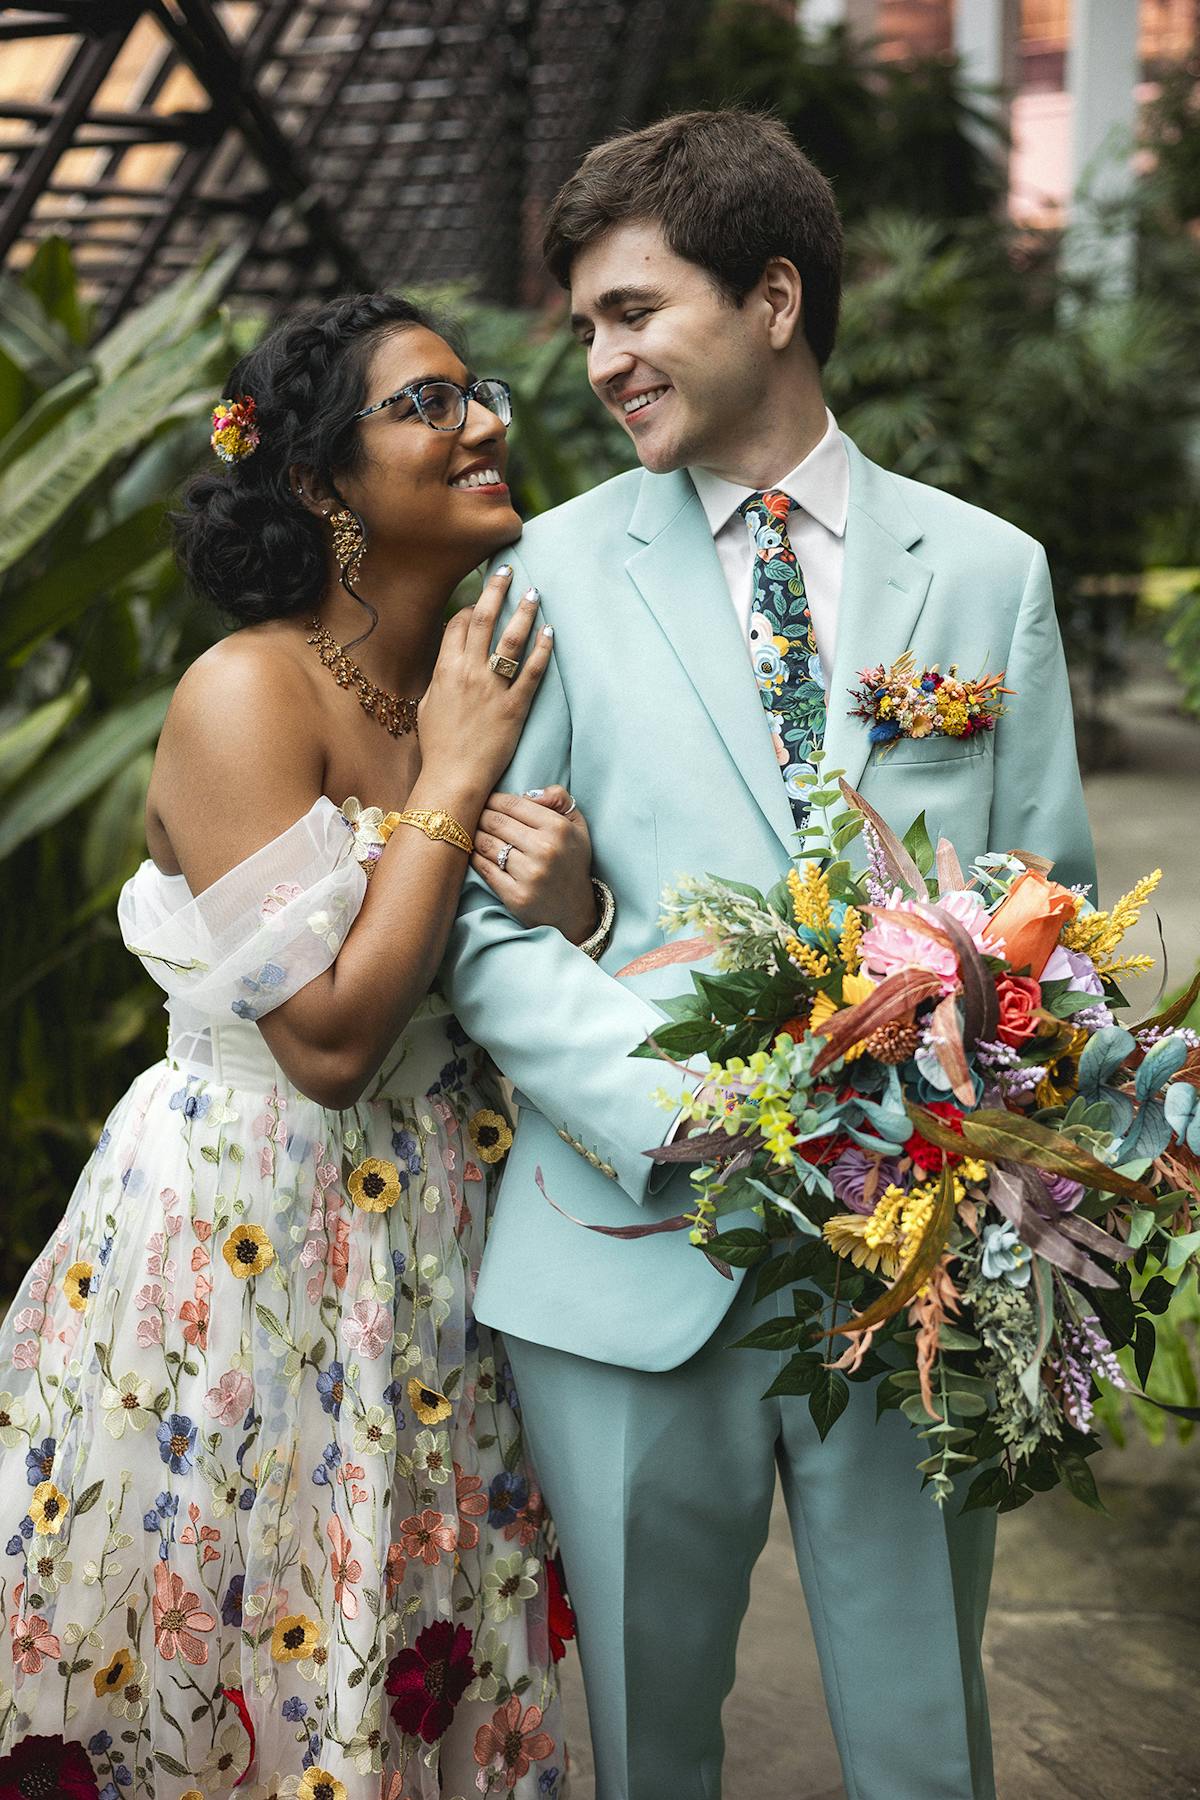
[[867, 732, 994, 861]]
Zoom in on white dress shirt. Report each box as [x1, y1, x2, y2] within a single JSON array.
[[688, 407, 849, 677]]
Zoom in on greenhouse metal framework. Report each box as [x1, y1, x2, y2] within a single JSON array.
[[0, 0, 698, 323]]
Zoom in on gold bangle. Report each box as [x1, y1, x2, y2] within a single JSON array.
[[393, 808, 473, 855], [578, 877, 616, 961]]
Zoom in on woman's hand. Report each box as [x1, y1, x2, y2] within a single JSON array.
[[416, 567, 553, 810], [473, 785, 598, 943]]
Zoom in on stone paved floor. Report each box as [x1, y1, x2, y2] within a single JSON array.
[[558, 648, 1200, 1798]]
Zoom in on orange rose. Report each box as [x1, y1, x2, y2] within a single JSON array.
[[988, 870, 1078, 979]]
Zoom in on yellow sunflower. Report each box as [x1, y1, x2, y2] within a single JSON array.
[[297, 1773, 347, 1800], [64, 1261, 94, 1311], [93, 1646, 135, 1698], [271, 1614, 323, 1663], [347, 1156, 402, 1213], [29, 1480, 70, 1536], [407, 1377, 453, 1425], [808, 972, 877, 1063], [221, 1222, 276, 1279], [469, 1108, 513, 1164]]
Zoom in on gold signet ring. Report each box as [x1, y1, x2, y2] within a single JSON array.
[[489, 653, 520, 680]]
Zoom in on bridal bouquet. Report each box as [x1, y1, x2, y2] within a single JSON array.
[[621, 756, 1200, 1512]]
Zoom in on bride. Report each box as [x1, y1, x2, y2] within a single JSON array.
[[0, 294, 599, 1800]]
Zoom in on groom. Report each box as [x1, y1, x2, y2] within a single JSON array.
[[445, 109, 1094, 1799]]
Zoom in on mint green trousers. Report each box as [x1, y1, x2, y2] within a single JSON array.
[[504, 1273, 996, 1800]]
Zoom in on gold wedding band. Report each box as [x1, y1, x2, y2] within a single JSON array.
[[489, 652, 520, 680]]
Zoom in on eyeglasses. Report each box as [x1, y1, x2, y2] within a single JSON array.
[[353, 377, 513, 430]]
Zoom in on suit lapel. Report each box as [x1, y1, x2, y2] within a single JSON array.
[[625, 469, 797, 855], [822, 438, 934, 795]]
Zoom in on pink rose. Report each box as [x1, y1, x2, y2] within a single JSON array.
[[340, 1298, 391, 1361], [205, 1368, 254, 1424]]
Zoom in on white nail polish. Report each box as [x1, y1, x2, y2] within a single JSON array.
[[496, 563, 513, 578], [524, 788, 545, 798], [542, 623, 554, 638], [523, 586, 539, 604]]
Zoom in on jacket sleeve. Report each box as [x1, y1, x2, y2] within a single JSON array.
[[441, 549, 697, 1207], [989, 543, 1098, 899]]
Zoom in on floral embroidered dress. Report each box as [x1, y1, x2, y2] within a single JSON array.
[[0, 798, 567, 1800]]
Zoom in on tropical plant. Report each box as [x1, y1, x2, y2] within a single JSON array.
[[0, 240, 242, 1287]]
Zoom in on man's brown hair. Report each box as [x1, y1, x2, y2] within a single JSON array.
[[543, 109, 844, 366]]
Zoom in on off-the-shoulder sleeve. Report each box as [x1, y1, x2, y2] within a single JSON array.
[[118, 798, 368, 1022]]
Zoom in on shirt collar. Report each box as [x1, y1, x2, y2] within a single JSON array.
[[688, 408, 848, 541]]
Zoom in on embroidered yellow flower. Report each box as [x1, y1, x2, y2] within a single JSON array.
[[271, 1614, 323, 1663], [407, 1377, 453, 1424], [29, 1480, 70, 1536], [297, 1773, 347, 1800], [347, 1156, 402, 1212], [64, 1261, 94, 1311], [469, 1109, 513, 1164], [221, 1222, 276, 1279], [93, 1646, 135, 1698]]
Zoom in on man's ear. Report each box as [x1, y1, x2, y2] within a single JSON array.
[[760, 256, 804, 352], [289, 463, 337, 520]]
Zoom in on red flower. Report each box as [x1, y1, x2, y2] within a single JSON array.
[[474, 1695, 556, 1788], [995, 975, 1042, 1049], [0, 1736, 99, 1800], [904, 1100, 964, 1171], [546, 1554, 576, 1663], [385, 1619, 475, 1743]]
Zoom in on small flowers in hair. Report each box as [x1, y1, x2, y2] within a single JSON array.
[[210, 395, 261, 463]]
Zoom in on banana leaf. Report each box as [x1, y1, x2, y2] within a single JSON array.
[[92, 242, 242, 386], [0, 321, 224, 576], [0, 685, 172, 862], [0, 677, 89, 791], [0, 504, 167, 662]]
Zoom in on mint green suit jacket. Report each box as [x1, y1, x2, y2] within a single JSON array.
[[444, 437, 1096, 1370]]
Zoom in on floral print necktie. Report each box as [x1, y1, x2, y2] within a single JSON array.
[[739, 490, 827, 830]]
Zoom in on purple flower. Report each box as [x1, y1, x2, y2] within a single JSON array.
[[282, 1695, 308, 1722], [1041, 944, 1105, 997], [488, 1470, 529, 1527], [829, 1147, 901, 1215], [221, 1573, 244, 1626], [1043, 1173, 1084, 1212], [156, 1413, 197, 1473]]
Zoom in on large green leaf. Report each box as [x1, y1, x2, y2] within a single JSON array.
[[0, 365, 98, 470], [93, 242, 242, 386], [0, 319, 225, 576], [0, 685, 172, 863], [22, 236, 90, 347], [0, 677, 89, 791], [0, 503, 167, 662], [0, 274, 84, 388]]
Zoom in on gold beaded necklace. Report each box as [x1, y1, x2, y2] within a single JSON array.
[[306, 618, 420, 738]]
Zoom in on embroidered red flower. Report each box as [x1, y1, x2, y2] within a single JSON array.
[[0, 1735, 99, 1800], [385, 1619, 475, 1743], [995, 975, 1043, 1049], [904, 1100, 965, 1171], [547, 1554, 577, 1663]]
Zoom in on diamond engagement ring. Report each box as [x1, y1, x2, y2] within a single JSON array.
[[489, 653, 520, 680], [496, 842, 514, 872]]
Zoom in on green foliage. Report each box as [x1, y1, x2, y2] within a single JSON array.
[[0, 243, 238, 1290]]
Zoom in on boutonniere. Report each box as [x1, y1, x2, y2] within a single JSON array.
[[849, 650, 1011, 751]]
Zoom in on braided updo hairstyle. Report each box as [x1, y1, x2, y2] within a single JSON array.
[[173, 293, 450, 627]]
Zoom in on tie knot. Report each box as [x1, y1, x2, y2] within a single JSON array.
[[739, 489, 793, 550]]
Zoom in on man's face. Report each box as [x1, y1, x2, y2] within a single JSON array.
[[569, 219, 772, 476]]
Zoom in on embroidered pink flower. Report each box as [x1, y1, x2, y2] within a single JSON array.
[[135, 1315, 163, 1348], [178, 1295, 210, 1351], [11, 1308, 44, 1334], [152, 1562, 214, 1664], [9, 1606, 61, 1673], [10, 1340, 39, 1371], [340, 1298, 391, 1361], [260, 880, 303, 918], [327, 1514, 363, 1618], [135, 1281, 166, 1313], [204, 1369, 254, 1425], [473, 1696, 555, 1789], [454, 1462, 488, 1552], [861, 888, 1004, 997], [399, 1509, 457, 1567], [145, 1233, 176, 1281]]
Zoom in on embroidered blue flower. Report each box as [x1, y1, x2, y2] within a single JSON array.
[[88, 1731, 113, 1756], [317, 1361, 345, 1418], [488, 1470, 530, 1527], [221, 1573, 244, 1626], [169, 1083, 210, 1122], [25, 1436, 55, 1486], [156, 1412, 197, 1473], [282, 1695, 308, 1722]]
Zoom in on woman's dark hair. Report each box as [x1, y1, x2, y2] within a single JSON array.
[[172, 293, 450, 627], [543, 109, 844, 367]]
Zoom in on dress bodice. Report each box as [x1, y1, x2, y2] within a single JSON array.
[[118, 796, 465, 1101]]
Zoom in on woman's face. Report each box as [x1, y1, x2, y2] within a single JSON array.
[[336, 326, 521, 578]]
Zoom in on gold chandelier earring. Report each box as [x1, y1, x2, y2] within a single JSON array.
[[327, 506, 366, 587]]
